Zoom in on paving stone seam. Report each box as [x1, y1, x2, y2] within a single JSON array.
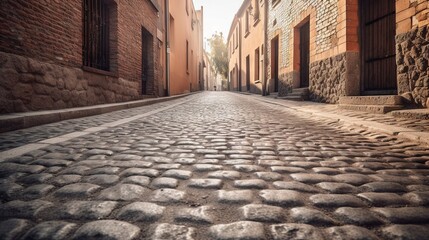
[[0, 97, 195, 162]]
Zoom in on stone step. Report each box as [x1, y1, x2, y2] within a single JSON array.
[[291, 88, 309, 94], [338, 104, 404, 114], [339, 95, 403, 105], [389, 109, 429, 120], [277, 96, 305, 101]]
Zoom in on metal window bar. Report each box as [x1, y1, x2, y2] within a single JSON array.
[[83, 0, 109, 71]]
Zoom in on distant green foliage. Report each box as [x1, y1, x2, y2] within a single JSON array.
[[207, 32, 228, 80]]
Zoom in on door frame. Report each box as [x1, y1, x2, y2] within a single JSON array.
[[271, 36, 279, 93], [359, 0, 397, 95]]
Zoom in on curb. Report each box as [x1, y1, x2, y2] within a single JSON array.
[[0, 93, 195, 133]]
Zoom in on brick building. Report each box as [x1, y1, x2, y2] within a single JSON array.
[[264, 0, 429, 109], [0, 0, 204, 114], [228, 0, 266, 94]]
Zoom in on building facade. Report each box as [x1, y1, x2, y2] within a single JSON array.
[[228, 0, 266, 94], [168, 0, 204, 95], [203, 51, 217, 91], [0, 0, 204, 114], [264, 0, 429, 107]]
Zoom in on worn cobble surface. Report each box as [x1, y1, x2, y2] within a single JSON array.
[[0, 92, 429, 240]]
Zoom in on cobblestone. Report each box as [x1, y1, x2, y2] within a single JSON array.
[[310, 194, 366, 208], [241, 204, 284, 222], [117, 202, 165, 221], [73, 220, 140, 240], [153, 223, 196, 240], [57, 201, 118, 220], [54, 183, 100, 198], [175, 205, 213, 223], [0, 219, 31, 240], [381, 224, 429, 240], [217, 190, 254, 203], [210, 221, 265, 240], [188, 179, 223, 189], [97, 184, 147, 201], [334, 207, 384, 225], [21, 221, 76, 240], [325, 225, 380, 240], [372, 207, 429, 223], [1, 92, 429, 239], [270, 223, 324, 240], [259, 190, 304, 206], [290, 207, 336, 225]]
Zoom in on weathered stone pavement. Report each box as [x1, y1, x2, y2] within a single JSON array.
[[0, 92, 429, 240]]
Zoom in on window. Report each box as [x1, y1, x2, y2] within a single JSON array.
[[83, 0, 111, 71], [255, 48, 260, 81], [186, 40, 189, 73], [245, 10, 250, 34], [253, 0, 260, 22], [235, 28, 238, 49]]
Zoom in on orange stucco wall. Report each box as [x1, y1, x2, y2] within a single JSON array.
[[169, 0, 204, 95]]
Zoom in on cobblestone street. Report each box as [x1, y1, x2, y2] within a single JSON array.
[[1, 92, 429, 240]]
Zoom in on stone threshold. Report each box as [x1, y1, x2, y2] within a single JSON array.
[[0, 93, 195, 133], [237, 92, 429, 146]]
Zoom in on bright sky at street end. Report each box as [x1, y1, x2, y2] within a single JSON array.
[[193, 0, 244, 49]]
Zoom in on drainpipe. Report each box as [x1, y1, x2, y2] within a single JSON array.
[[262, 0, 268, 96], [165, 0, 170, 96]]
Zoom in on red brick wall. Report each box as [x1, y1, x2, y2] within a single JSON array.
[[0, 0, 164, 113], [0, 1, 82, 67]]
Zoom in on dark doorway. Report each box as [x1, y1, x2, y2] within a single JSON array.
[[141, 27, 154, 95], [246, 55, 250, 91], [360, 0, 397, 94], [237, 65, 241, 91], [300, 21, 310, 88], [271, 36, 279, 92]]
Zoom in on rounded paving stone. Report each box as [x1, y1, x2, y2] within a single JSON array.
[[151, 177, 179, 189], [208, 171, 241, 179], [153, 223, 196, 240], [58, 201, 118, 220], [325, 225, 380, 240], [97, 184, 147, 201], [175, 205, 213, 223], [241, 204, 284, 222], [259, 190, 304, 206], [117, 202, 165, 221], [334, 207, 383, 225], [122, 176, 151, 186], [381, 224, 429, 240], [316, 182, 357, 194], [210, 221, 265, 240], [270, 223, 324, 240], [72, 220, 140, 240], [217, 190, 254, 203], [310, 194, 366, 208], [82, 174, 120, 186], [0, 218, 31, 240], [21, 221, 76, 240], [54, 183, 100, 198], [162, 170, 193, 179], [188, 179, 223, 189], [290, 207, 336, 225], [151, 188, 186, 203]]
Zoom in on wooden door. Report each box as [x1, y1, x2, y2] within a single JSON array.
[[271, 37, 279, 92], [360, 0, 397, 94], [300, 22, 310, 88]]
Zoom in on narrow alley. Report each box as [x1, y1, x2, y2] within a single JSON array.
[[1, 92, 428, 240]]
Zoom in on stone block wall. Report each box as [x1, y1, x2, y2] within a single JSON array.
[[0, 0, 163, 113], [396, 25, 429, 107]]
